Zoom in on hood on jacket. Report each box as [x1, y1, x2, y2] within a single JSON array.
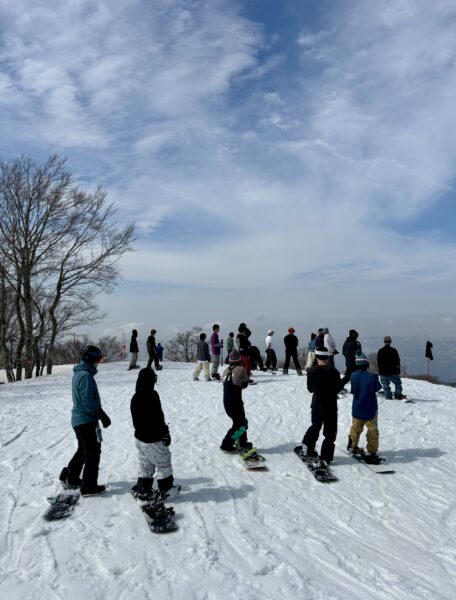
[[73, 361, 97, 375], [135, 367, 157, 395]]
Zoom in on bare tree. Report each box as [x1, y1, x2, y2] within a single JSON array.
[[166, 326, 202, 362], [0, 154, 134, 379]]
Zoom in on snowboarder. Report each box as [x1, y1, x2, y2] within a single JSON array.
[[301, 347, 341, 466], [193, 332, 211, 381], [377, 336, 405, 399], [128, 329, 139, 370], [341, 329, 362, 387], [305, 333, 317, 371], [220, 349, 252, 453], [146, 329, 159, 370], [130, 368, 178, 498], [347, 351, 382, 463], [283, 327, 303, 375], [210, 323, 223, 380], [225, 332, 235, 364], [60, 345, 111, 496], [265, 329, 277, 371]]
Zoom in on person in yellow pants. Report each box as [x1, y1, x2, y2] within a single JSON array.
[[347, 351, 382, 464]]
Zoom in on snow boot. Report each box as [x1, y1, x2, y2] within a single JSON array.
[[133, 477, 153, 500], [212, 373, 221, 381], [364, 453, 382, 465], [394, 393, 406, 400], [283, 368, 288, 375], [297, 369, 303, 376], [81, 484, 106, 497], [193, 375, 199, 381], [301, 444, 318, 460], [59, 466, 81, 489], [347, 437, 364, 455]]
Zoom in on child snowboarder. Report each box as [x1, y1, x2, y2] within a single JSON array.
[[193, 332, 211, 381], [130, 368, 179, 499], [220, 349, 253, 453], [347, 351, 383, 464], [301, 347, 341, 466]]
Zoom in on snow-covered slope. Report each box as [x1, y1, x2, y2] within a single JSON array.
[[1, 363, 455, 600]]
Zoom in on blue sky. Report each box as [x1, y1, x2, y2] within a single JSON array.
[[1, 0, 456, 347]]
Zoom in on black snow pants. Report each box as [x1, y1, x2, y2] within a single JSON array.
[[67, 422, 101, 490], [302, 407, 338, 463], [284, 349, 301, 371]]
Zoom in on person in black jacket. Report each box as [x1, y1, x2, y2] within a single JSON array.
[[283, 327, 303, 375], [128, 329, 139, 370], [130, 368, 178, 498], [341, 329, 362, 387], [377, 336, 405, 399], [146, 329, 159, 369], [301, 347, 342, 465]]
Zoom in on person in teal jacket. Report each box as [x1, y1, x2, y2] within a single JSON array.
[[60, 346, 111, 496]]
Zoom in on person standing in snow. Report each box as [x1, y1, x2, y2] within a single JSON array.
[[347, 351, 382, 463], [146, 329, 159, 370], [377, 336, 405, 399], [193, 332, 211, 381], [237, 324, 253, 379], [128, 329, 139, 370], [59, 345, 111, 496], [305, 333, 317, 371], [130, 368, 179, 498], [283, 327, 303, 375], [225, 332, 235, 364], [155, 342, 164, 370], [341, 329, 362, 387], [210, 324, 223, 380], [301, 347, 341, 466], [265, 329, 277, 371], [323, 327, 338, 367], [220, 349, 252, 453], [315, 328, 325, 348]]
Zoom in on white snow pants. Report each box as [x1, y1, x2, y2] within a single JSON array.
[[135, 439, 173, 480]]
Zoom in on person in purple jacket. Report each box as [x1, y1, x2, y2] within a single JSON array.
[[210, 323, 223, 381]]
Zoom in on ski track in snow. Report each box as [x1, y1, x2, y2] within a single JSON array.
[[1, 362, 456, 599]]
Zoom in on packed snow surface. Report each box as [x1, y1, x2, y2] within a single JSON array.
[[1, 362, 455, 600]]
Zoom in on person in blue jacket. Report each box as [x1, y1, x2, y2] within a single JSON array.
[[347, 351, 382, 464], [59, 345, 111, 496]]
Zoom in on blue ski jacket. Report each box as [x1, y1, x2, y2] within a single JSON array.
[[71, 361, 102, 428], [350, 370, 382, 420]]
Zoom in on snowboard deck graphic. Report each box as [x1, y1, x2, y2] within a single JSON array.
[[44, 490, 80, 520], [294, 446, 337, 482]]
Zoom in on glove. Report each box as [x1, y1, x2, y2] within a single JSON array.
[[162, 432, 171, 447], [98, 408, 111, 428]]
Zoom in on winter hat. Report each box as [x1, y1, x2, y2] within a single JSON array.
[[317, 328, 324, 334], [238, 323, 247, 333], [288, 327, 295, 333], [267, 329, 274, 335], [150, 329, 157, 334], [228, 349, 241, 363], [322, 327, 329, 334], [80, 345, 103, 364], [315, 346, 331, 358], [384, 336, 392, 344], [355, 351, 369, 367], [349, 329, 358, 337], [135, 367, 157, 394]]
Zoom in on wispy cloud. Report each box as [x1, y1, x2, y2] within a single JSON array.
[[1, 0, 456, 330]]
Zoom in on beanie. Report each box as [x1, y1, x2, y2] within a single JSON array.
[[288, 327, 295, 333], [228, 349, 241, 364], [349, 329, 358, 337], [267, 330, 274, 335], [315, 346, 330, 359], [355, 351, 369, 367], [384, 336, 392, 344]]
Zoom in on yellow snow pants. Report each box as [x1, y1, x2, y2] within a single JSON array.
[[349, 415, 379, 454]]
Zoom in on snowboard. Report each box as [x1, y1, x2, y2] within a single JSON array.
[[294, 446, 337, 482], [339, 446, 395, 474], [44, 490, 80, 520], [131, 489, 178, 533]]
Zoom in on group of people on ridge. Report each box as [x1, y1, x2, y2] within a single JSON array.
[[60, 323, 405, 495], [127, 329, 163, 371]]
